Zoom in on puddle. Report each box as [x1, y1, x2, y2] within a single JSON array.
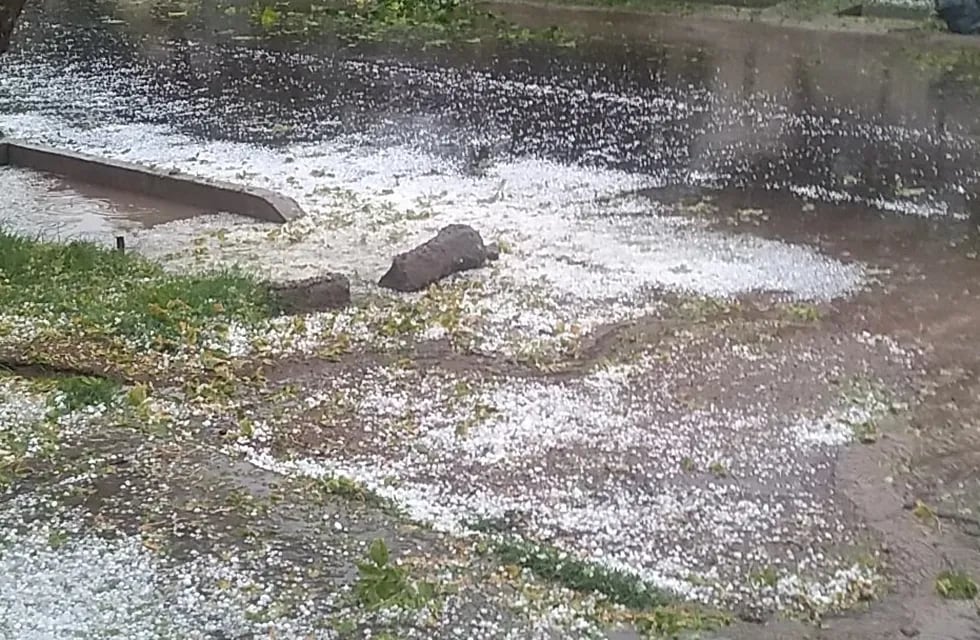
[[0, 166, 210, 245]]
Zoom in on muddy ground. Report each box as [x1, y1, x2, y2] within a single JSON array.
[[3, 0, 980, 638]]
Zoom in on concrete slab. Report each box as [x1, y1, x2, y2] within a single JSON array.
[[0, 139, 303, 224]]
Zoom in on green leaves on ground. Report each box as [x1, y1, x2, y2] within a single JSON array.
[[355, 538, 438, 610], [241, 0, 575, 45], [51, 376, 120, 413]]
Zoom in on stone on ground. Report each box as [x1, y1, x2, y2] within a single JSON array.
[[936, 0, 980, 34], [379, 224, 491, 292], [269, 273, 351, 313]]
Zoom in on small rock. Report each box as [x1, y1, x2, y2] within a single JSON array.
[[485, 242, 501, 261], [900, 626, 919, 638], [379, 224, 489, 292], [735, 605, 768, 624], [269, 273, 351, 314]]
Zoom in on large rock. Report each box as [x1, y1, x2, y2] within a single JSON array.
[[269, 273, 351, 314], [936, 0, 980, 34], [379, 224, 492, 292]]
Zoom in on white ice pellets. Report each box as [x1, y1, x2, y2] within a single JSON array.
[[232, 331, 910, 615]]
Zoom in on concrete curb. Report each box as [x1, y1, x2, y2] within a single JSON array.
[[0, 138, 304, 224]]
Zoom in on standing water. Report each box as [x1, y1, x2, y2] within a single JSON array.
[[0, 166, 213, 245]]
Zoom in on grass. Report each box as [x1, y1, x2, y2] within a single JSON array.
[[51, 376, 120, 413], [850, 419, 880, 444], [908, 46, 980, 92], [633, 605, 732, 638], [491, 537, 671, 610], [912, 499, 940, 529], [781, 303, 822, 323], [935, 570, 979, 600], [749, 565, 779, 588], [487, 537, 732, 637], [149, 0, 579, 46], [0, 229, 275, 349], [307, 474, 401, 512], [708, 460, 728, 477]]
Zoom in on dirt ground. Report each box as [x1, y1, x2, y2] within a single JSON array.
[[668, 187, 980, 639]]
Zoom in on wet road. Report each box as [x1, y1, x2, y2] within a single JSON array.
[[2, 0, 979, 219]]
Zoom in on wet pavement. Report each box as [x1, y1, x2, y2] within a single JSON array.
[[3, 1, 980, 639]]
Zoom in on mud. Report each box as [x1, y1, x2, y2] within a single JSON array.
[[667, 185, 980, 638]]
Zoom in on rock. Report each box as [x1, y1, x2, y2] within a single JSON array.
[[485, 242, 501, 261], [936, 0, 980, 34], [269, 273, 351, 314], [734, 605, 769, 624], [378, 224, 489, 292], [900, 626, 920, 637]]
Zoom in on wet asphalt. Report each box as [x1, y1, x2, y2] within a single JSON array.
[[2, 0, 979, 215]]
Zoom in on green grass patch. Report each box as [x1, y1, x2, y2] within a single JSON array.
[[485, 536, 731, 636], [781, 302, 822, 323], [230, 0, 577, 46], [491, 537, 670, 610], [130, 0, 581, 46], [634, 604, 732, 637], [51, 376, 120, 413], [306, 474, 402, 513], [936, 570, 979, 600], [0, 229, 275, 348]]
